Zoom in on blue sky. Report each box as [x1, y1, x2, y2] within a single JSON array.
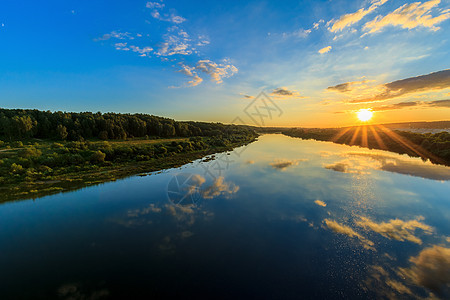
[[1, 0, 450, 126]]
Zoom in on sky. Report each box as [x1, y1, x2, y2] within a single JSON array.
[[0, 0, 450, 127]]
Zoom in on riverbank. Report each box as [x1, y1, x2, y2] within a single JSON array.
[[0, 134, 258, 203]]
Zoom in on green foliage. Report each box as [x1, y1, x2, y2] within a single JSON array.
[[90, 150, 106, 163], [10, 163, 24, 174], [0, 108, 257, 141], [52, 142, 64, 148], [56, 124, 68, 140], [19, 146, 42, 158], [13, 141, 23, 147], [0, 140, 5, 147]]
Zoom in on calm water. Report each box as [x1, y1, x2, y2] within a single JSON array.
[[1, 134, 449, 299]]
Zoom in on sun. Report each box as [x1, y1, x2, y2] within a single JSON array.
[[356, 109, 373, 122]]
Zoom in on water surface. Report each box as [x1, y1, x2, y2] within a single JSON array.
[[1, 134, 449, 299]]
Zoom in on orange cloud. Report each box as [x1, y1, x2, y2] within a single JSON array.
[[364, 0, 450, 34]]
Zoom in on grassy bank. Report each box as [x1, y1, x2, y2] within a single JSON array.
[[0, 134, 258, 203]]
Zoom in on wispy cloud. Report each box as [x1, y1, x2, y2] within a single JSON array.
[[94, 30, 135, 41], [363, 0, 450, 34], [329, 0, 388, 32], [146, 1, 186, 24]]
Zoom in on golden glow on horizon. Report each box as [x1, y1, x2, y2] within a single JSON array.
[[356, 109, 373, 122]]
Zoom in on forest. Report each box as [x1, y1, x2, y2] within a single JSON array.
[[0, 108, 258, 202], [0, 108, 255, 141]]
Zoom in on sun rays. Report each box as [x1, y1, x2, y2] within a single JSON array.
[[331, 124, 446, 165]]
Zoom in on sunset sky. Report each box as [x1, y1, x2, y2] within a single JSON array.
[[1, 0, 449, 127]]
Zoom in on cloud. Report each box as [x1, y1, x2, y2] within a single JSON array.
[[347, 69, 450, 103], [94, 31, 134, 41], [146, 2, 165, 9], [240, 93, 255, 99], [156, 28, 192, 56], [173, 59, 238, 87], [324, 219, 375, 250], [201, 176, 239, 199], [324, 162, 358, 173], [327, 79, 374, 93], [313, 19, 324, 30], [195, 59, 238, 84], [346, 152, 450, 181], [363, 0, 450, 34], [270, 159, 307, 170], [292, 28, 312, 38], [127, 204, 162, 218], [270, 160, 296, 170], [314, 200, 327, 207], [147, 1, 186, 24], [97, 2, 237, 88], [174, 63, 203, 87], [398, 245, 450, 297], [329, 0, 388, 32], [282, 27, 312, 39], [356, 216, 433, 244], [318, 46, 332, 54], [373, 99, 450, 111], [270, 87, 303, 99]]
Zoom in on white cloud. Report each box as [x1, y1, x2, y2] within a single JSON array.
[[146, 2, 165, 9], [195, 59, 238, 84], [94, 31, 134, 41], [318, 46, 332, 54], [129, 45, 153, 57], [156, 28, 192, 56], [147, 1, 186, 24], [363, 0, 450, 34]]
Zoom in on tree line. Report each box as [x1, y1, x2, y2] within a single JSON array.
[[0, 108, 256, 141]]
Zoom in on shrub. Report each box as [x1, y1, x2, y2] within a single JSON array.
[[19, 146, 42, 158], [52, 142, 64, 149], [0, 140, 5, 147], [10, 163, 24, 174], [38, 165, 53, 174], [90, 150, 106, 163], [13, 141, 23, 147]]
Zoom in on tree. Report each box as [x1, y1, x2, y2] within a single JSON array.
[[56, 125, 68, 140], [90, 150, 106, 163], [98, 131, 108, 140]]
